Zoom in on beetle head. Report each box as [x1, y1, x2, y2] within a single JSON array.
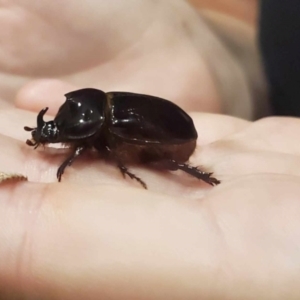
[[24, 107, 59, 148], [25, 88, 106, 148]]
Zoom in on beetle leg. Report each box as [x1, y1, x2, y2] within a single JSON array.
[[57, 145, 86, 181], [155, 159, 220, 186], [117, 163, 147, 189]]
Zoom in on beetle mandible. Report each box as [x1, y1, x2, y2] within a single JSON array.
[[24, 88, 220, 188]]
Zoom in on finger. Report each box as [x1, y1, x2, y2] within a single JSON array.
[[196, 148, 300, 185], [15, 77, 220, 119], [15, 79, 77, 115], [210, 117, 300, 155], [193, 117, 300, 181], [191, 112, 249, 145]]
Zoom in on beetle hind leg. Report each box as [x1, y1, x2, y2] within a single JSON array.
[[181, 165, 220, 186], [156, 159, 220, 186], [118, 164, 147, 189]]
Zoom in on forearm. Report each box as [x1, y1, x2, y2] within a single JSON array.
[[192, 8, 269, 119]]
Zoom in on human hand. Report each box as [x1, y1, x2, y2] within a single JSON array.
[[1, 89, 300, 299], [1, 0, 221, 114]]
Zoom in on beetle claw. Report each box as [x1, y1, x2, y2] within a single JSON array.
[[26, 139, 36, 147]]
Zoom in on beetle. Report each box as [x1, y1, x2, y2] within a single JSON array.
[[24, 88, 220, 188]]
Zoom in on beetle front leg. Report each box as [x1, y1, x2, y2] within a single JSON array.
[[154, 159, 220, 186], [57, 145, 86, 181]]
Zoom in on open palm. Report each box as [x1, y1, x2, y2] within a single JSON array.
[[1, 95, 300, 299], [0, 0, 298, 299]]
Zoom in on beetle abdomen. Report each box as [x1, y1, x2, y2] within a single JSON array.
[[110, 139, 197, 165]]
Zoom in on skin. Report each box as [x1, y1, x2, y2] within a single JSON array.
[[189, 0, 258, 26], [1, 0, 300, 299], [1, 0, 221, 113], [2, 103, 300, 299]]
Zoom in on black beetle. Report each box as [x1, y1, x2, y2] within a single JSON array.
[[24, 88, 220, 188]]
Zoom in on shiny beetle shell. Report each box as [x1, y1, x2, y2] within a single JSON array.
[[24, 88, 220, 188]]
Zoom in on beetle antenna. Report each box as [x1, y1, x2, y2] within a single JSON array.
[[24, 126, 34, 131]]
